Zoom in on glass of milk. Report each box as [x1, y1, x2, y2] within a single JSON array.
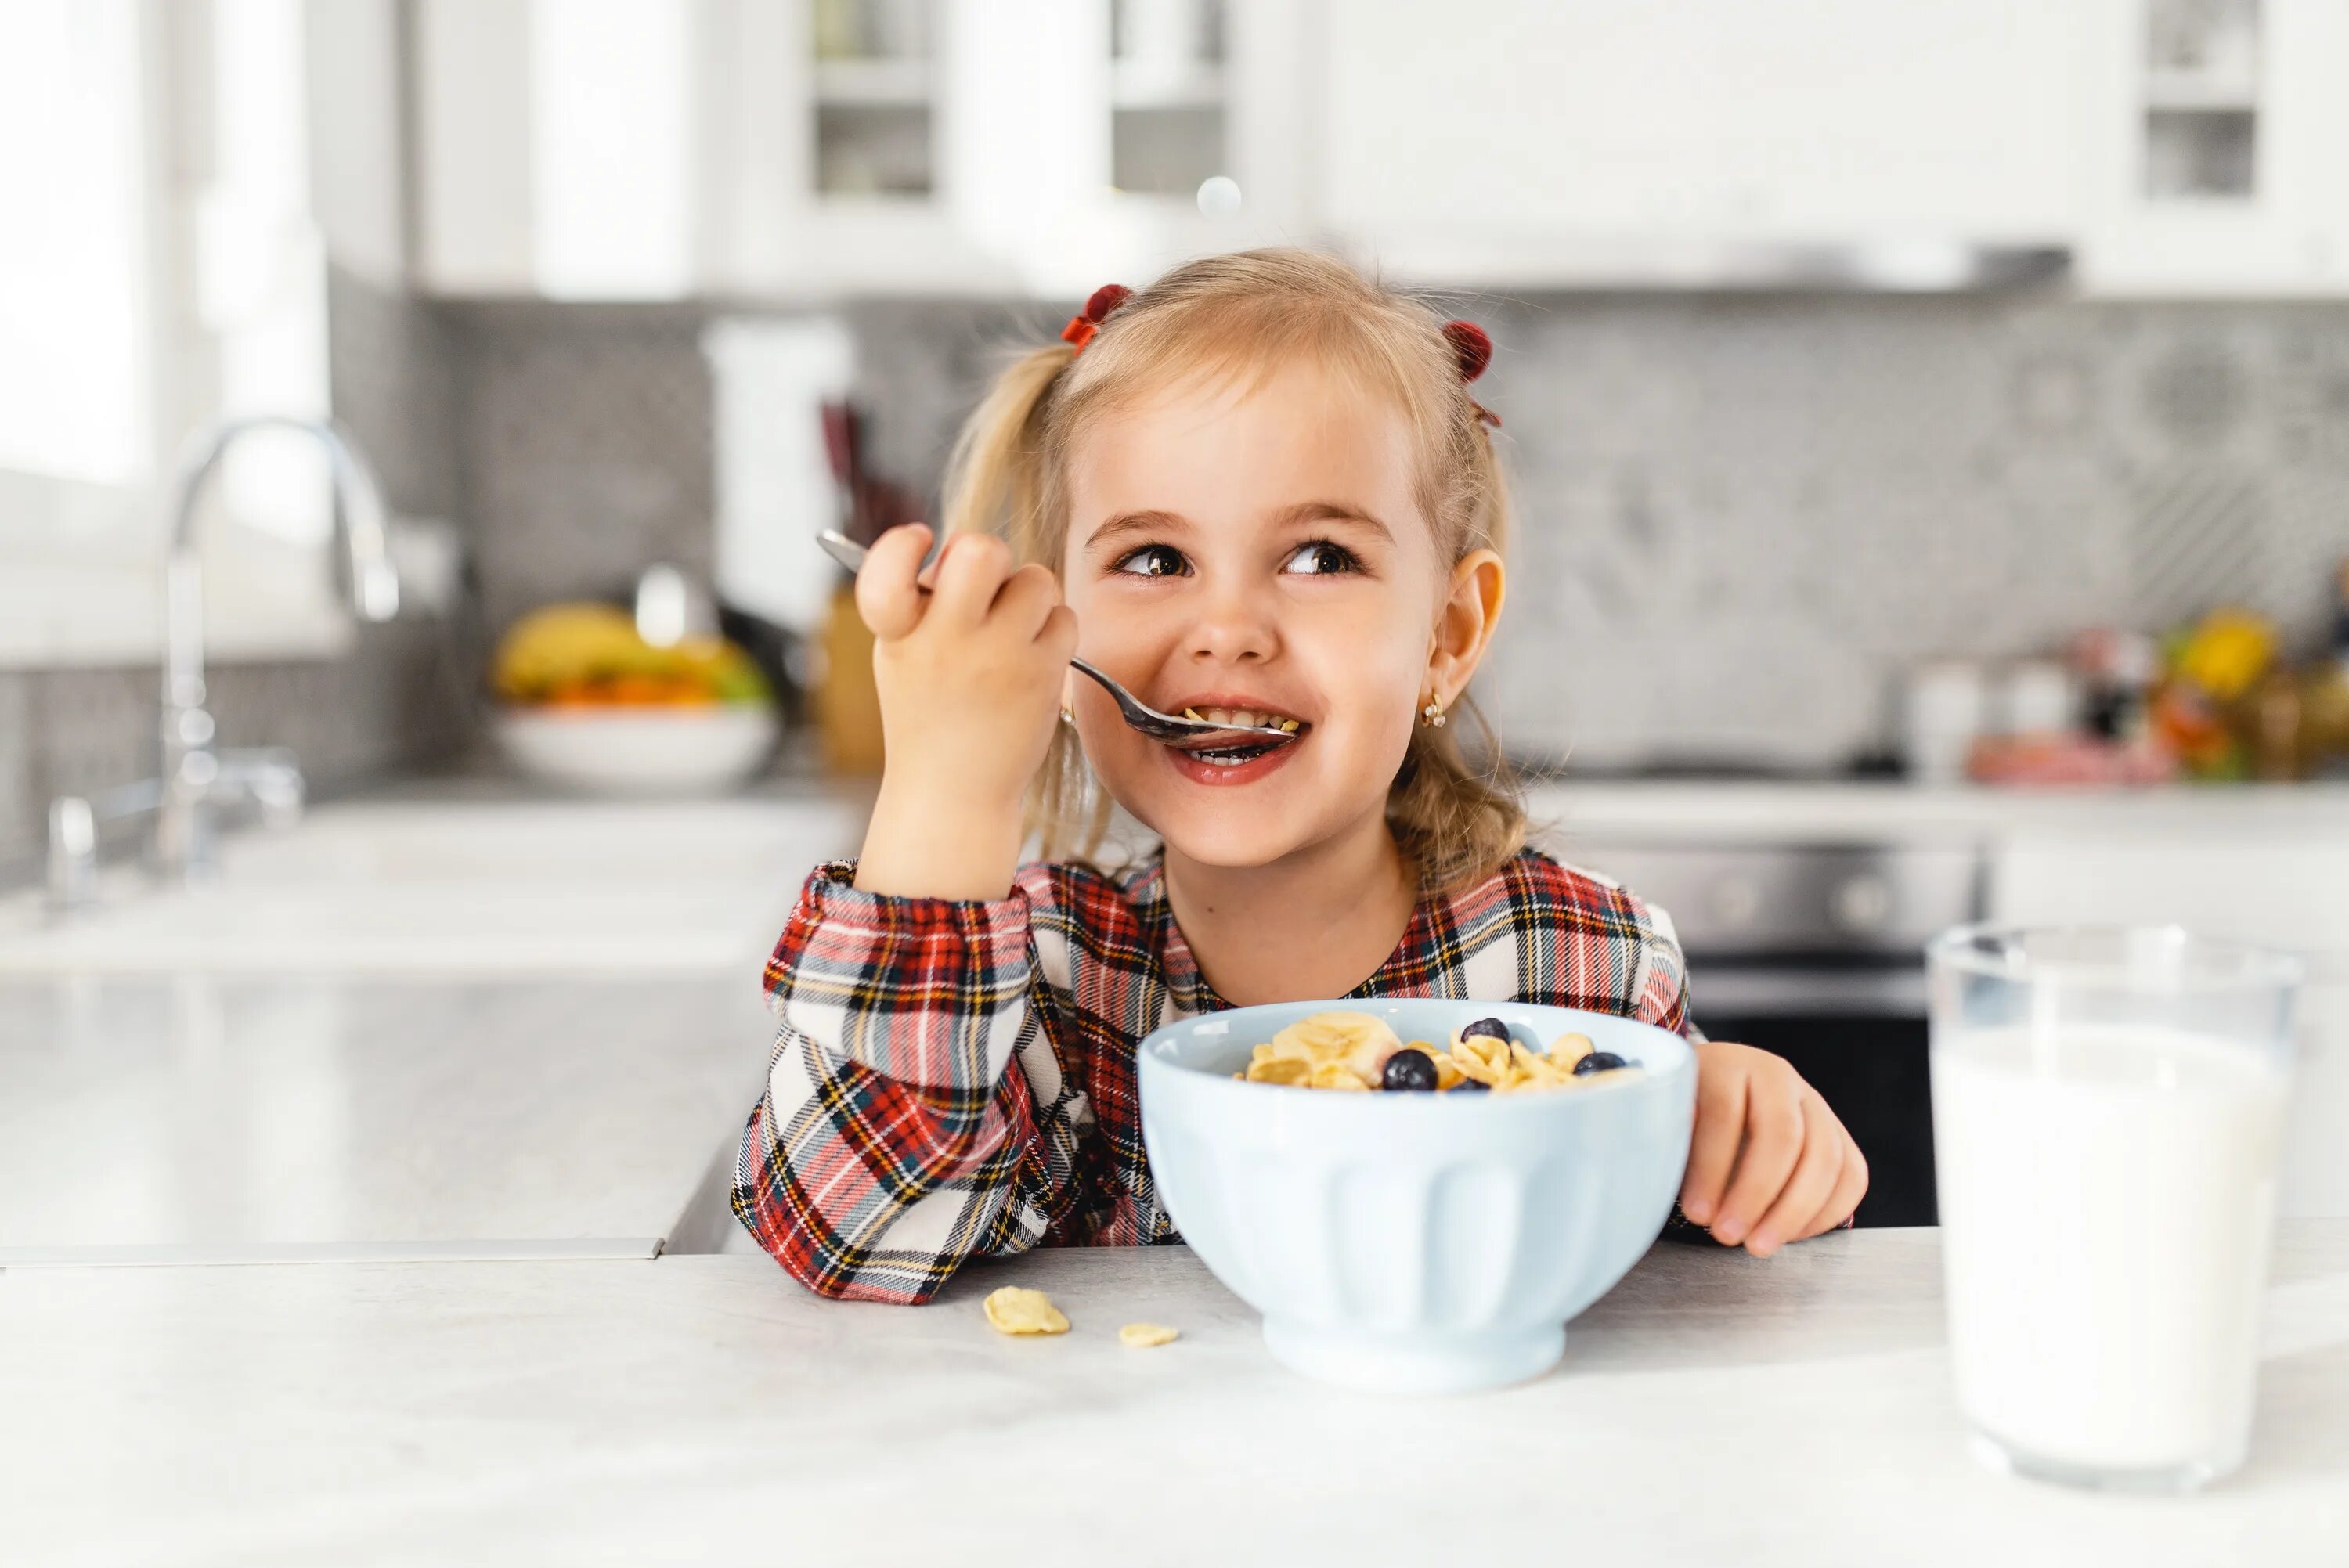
[[1927, 925, 2301, 1494]]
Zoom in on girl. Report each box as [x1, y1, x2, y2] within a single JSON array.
[[734, 249, 1866, 1303]]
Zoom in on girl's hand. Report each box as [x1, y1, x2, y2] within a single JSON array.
[[853, 524, 1078, 900], [1679, 1041, 1867, 1256]]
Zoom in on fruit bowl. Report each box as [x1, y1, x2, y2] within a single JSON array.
[[493, 705, 778, 795], [1138, 999, 1696, 1393]]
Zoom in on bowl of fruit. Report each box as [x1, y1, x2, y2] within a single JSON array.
[[1137, 1000, 1696, 1393], [490, 602, 778, 795]]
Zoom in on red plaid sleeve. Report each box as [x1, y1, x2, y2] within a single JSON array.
[[731, 860, 1070, 1303], [1494, 851, 1705, 1044]]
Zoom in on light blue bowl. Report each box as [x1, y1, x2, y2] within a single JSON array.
[[1138, 1000, 1696, 1393]]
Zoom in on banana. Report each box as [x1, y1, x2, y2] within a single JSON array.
[[493, 603, 771, 705], [1548, 1032, 1594, 1069], [1268, 1011, 1402, 1080], [1306, 1060, 1373, 1091]]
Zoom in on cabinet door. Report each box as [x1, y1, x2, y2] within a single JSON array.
[[413, 0, 707, 298], [410, 0, 533, 293], [1318, 0, 2075, 276], [1005, 0, 1316, 297], [2075, 0, 2349, 296]]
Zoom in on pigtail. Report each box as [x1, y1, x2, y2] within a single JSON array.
[[940, 341, 1073, 549], [1387, 415, 1526, 894]]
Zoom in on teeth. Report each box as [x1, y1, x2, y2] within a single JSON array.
[[1183, 705, 1297, 730]]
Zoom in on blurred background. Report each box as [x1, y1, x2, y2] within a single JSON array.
[[3, 0, 2348, 1256], [6, 0, 2349, 860]]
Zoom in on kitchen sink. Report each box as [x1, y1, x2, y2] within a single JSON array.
[[0, 795, 864, 975]]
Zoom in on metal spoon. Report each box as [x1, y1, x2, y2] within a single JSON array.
[[816, 530, 1300, 748]]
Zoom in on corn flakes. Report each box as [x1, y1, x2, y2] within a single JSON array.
[[1448, 1031, 1516, 1086], [1232, 1011, 1643, 1097], [982, 1285, 1070, 1336], [1243, 1054, 1312, 1087], [1118, 1321, 1179, 1348]]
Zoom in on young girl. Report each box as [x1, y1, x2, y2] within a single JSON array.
[[734, 249, 1866, 1303]]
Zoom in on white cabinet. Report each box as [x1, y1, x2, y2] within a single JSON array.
[[1316, 1, 2077, 283], [406, 0, 2349, 300], [2074, 0, 2349, 297], [410, 0, 1308, 301]]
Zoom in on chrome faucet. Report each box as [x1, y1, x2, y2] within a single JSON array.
[[46, 416, 400, 909]]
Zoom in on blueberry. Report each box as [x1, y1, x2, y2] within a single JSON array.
[[1382, 1048, 1438, 1092], [1451, 1077, 1490, 1094], [1572, 1050, 1629, 1076], [1459, 1017, 1510, 1044]]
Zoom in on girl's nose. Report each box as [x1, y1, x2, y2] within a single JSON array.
[[1183, 571, 1280, 665]]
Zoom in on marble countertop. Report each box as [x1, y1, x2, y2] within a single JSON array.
[[3, 1224, 2344, 1566], [0, 973, 773, 1262]]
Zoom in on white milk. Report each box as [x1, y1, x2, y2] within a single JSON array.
[[1932, 1023, 2287, 1475]]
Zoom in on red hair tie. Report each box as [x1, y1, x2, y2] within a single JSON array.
[[1443, 319, 1502, 427], [1060, 283, 1133, 355]]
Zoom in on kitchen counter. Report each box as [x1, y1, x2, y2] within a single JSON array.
[[3, 1225, 2344, 1566], [0, 974, 772, 1262], [1526, 778, 2349, 845]]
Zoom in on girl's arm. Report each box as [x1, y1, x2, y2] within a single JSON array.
[[731, 863, 1068, 1303], [732, 523, 1085, 1300]]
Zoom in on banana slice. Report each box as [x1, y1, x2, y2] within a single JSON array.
[[1548, 1031, 1595, 1069], [1306, 1060, 1373, 1091], [1268, 1011, 1402, 1078]]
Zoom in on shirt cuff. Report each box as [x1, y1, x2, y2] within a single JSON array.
[[763, 860, 1034, 1091]]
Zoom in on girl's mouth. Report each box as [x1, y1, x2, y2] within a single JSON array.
[[1161, 703, 1308, 786]]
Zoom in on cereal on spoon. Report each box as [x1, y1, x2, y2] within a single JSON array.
[[1238, 1011, 1641, 1095]]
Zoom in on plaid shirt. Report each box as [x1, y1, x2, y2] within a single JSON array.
[[732, 846, 1701, 1303]]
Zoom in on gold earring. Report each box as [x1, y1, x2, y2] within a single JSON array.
[[1421, 692, 1447, 729]]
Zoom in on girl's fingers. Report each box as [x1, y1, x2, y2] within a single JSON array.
[[1799, 1137, 1870, 1240], [994, 561, 1063, 636], [1678, 1054, 1748, 1227], [931, 531, 1015, 626], [856, 524, 933, 640], [1708, 1080, 1803, 1247], [1037, 603, 1079, 658], [1744, 1094, 1846, 1256]]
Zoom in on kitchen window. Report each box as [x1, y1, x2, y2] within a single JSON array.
[[0, 0, 349, 668]]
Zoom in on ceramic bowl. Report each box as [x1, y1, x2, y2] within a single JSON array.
[[1138, 999, 1696, 1393], [493, 705, 778, 795]]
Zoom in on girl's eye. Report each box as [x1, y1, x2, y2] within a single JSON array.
[[1281, 540, 1361, 576], [1112, 543, 1189, 579]]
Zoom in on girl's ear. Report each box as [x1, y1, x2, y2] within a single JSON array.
[[1427, 548, 1506, 707]]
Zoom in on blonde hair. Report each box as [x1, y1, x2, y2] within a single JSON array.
[[940, 247, 1525, 893]]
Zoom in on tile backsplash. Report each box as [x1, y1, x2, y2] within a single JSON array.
[[1474, 295, 2349, 766], [8, 272, 2349, 872]]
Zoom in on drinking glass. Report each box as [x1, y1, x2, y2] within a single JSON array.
[[1927, 924, 2302, 1493]]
